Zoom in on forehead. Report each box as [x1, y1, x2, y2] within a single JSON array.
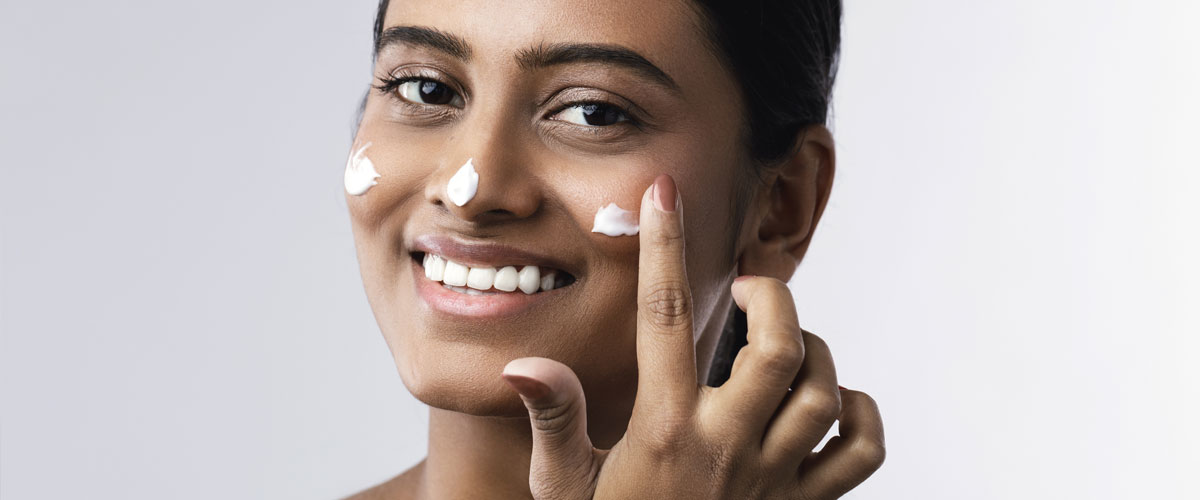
[[381, 0, 714, 83]]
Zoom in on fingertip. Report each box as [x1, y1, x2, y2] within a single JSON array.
[[730, 274, 756, 308], [502, 373, 551, 400], [502, 356, 540, 379], [637, 173, 687, 254], [652, 174, 677, 213], [502, 358, 554, 399]]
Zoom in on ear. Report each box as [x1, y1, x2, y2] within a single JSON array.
[[736, 125, 835, 282]]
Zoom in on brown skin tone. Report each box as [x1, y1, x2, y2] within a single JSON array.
[[343, 0, 884, 498]]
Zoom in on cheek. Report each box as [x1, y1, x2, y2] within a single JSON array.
[[343, 132, 443, 231], [548, 146, 738, 302], [548, 141, 721, 247], [343, 132, 445, 323], [556, 168, 651, 246]]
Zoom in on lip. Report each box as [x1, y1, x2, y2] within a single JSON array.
[[410, 234, 579, 277], [408, 234, 579, 318]]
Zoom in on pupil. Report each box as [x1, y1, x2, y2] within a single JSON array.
[[419, 81, 451, 104], [581, 104, 620, 126]]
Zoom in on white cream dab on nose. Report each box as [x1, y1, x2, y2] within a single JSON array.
[[447, 158, 479, 207], [343, 142, 380, 196], [591, 202, 639, 237]]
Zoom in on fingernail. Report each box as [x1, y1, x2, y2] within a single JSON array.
[[503, 374, 551, 400], [652, 174, 676, 212], [734, 275, 756, 283]]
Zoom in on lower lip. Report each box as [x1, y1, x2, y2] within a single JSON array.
[[411, 258, 567, 318]]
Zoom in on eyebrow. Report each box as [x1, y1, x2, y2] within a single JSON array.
[[376, 25, 472, 60], [516, 43, 681, 93], [376, 25, 680, 94]]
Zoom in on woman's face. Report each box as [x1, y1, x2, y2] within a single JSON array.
[[347, 0, 752, 422]]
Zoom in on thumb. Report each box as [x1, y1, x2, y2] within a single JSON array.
[[503, 357, 598, 499]]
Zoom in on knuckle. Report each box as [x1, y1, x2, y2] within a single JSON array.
[[641, 283, 692, 329], [850, 436, 887, 471], [795, 389, 842, 426], [636, 410, 692, 457], [753, 332, 804, 377]]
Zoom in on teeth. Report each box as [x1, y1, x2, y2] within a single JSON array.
[[442, 260, 469, 287], [467, 266, 497, 291], [494, 266, 519, 292], [443, 284, 491, 296], [421, 253, 565, 295], [426, 254, 445, 281], [518, 266, 540, 294]]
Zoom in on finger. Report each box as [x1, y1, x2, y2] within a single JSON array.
[[502, 357, 599, 499], [706, 276, 806, 442], [761, 330, 840, 468], [797, 388, 886, 498], [634, 173, 698, 415]]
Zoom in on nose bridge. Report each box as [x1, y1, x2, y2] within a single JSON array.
[[431, 104, 541, 221]]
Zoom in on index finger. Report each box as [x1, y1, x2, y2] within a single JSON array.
[[634, 174, 698, 415]]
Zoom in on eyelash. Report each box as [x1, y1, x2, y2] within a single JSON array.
[[372, 74, 425, 99], [372, 73, 642, 129]]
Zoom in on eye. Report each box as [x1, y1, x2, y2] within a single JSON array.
[[552, 103, 630, 126], [396, 79, 464, 107]]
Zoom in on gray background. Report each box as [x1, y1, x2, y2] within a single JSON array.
[[3, 1, 1198, 499]]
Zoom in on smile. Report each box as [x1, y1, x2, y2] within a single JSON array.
[[407, 235, 581, 318], [419, 252, 575, 295]]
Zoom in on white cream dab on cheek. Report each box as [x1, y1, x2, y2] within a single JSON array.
[[591, 203, 639, 237], [447, 158, 479, 207], [343, 142, 380, 196]]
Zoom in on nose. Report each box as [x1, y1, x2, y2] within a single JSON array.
[[425, 114, 542, 223]]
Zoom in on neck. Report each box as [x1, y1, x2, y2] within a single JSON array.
[[418, 408, 536, 499]]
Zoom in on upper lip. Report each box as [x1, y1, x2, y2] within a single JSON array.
[[410, 233, 578, 278]]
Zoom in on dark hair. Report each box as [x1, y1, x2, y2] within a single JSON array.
[[367, 0, 842, 387]]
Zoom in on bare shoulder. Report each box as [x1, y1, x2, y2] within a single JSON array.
[[340, 459, 426, 500]]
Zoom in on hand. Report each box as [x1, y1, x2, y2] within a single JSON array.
[[502, 174, 885, 499]]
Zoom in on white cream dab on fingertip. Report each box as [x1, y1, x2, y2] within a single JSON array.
[[592, 202, 639, 236], [344, 142, 380, 196], [447, 158, 479, 206]]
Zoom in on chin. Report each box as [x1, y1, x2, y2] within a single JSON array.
[[393, 349, 530, 417]]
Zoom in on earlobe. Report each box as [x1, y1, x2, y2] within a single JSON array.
[[735, 125, 835, 283]]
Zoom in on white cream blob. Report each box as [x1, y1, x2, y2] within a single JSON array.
[[447, 158, 479, 207], [591, 202, 640, 237], [343, 142, 380, 196]]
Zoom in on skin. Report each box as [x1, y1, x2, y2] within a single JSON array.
[[342, 0, 884, 498]]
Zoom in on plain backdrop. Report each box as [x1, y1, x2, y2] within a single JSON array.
[[2, 1, 1197, 499]]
